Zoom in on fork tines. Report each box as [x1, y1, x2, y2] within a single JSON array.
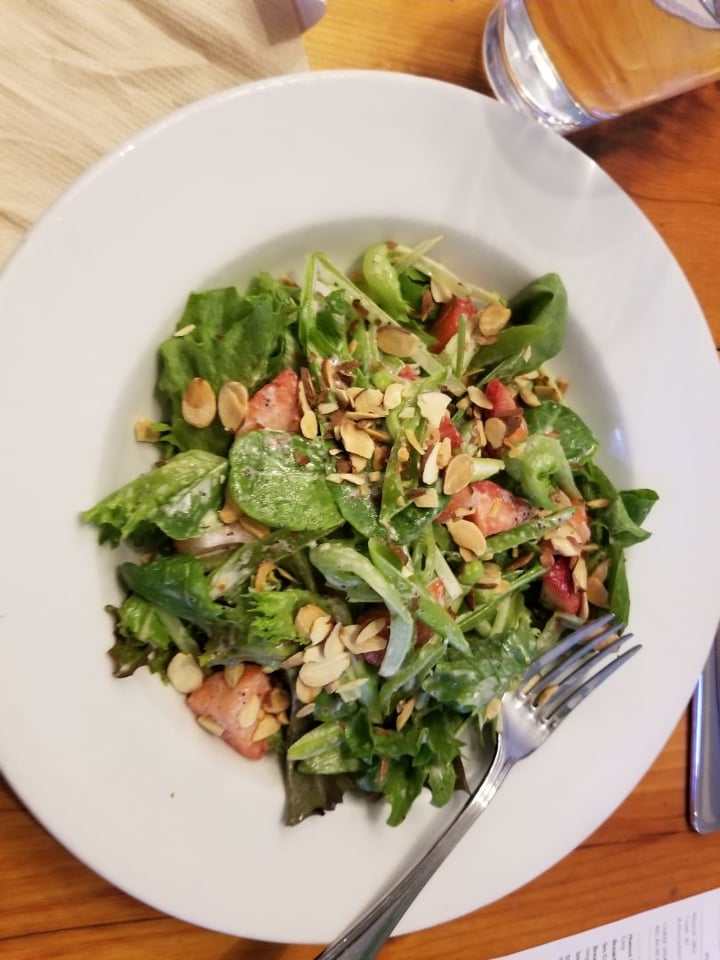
[[520, 613, 641, 726]]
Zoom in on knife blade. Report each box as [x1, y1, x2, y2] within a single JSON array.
[[689, 623, 720, 833]]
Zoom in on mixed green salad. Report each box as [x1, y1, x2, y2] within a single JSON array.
[[83, 238, 657, 826]]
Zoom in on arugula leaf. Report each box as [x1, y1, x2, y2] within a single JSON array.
[[228, 430, 342, 531], [82, 450, 227, 545]]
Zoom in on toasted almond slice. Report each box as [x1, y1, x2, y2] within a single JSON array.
[[196, 715, 224, 737], [586, 577, 609, 608], [376, 325, 419, 358], [339, 420, 375, 459], [447, 518, 487, 556], [133, 417, 160, 443], [356, 618, 388, 646], [263, 687, 291, 714], [383, 382, 404, 410], [436, 437, 453, 470], [443, 453, 474, 495], [479, 302, 511, 337], [411, 488, 439, 509], [396, 697, 416, 731], [422, 442, 441, 485], [591, 558, 610, 584], [295, 676, 321, 704], [353, 388, 385, 414], [485, 697, 502, 722], [309, 614, 334, 645], [223, 663, 246, 688], [339, 623, 362, 647], [167, 653, 204, 694], [295, 702, 316, 718], [586, 497, 611, 509], [173, 323, 197, 338], [417, 391, 451, 428], [323, 623, 345, 659], [430, 275, 453, 303], [295, 603, 327, 639], [484, 417, 507, 449], [237, 694, 261, 729], [281, 651, 306, 669], [218, 381, 249, 432], [467, 385, 493, 409], [300, 409, 319, 439], [317, 401, 340, 415], [182, 377, 216, 428], [349, 453, 369, 473], [571, 555, 588, 592], [550, 536, 582, 557], [299, 654, 351, 688], [252, 715, 281, 742], [477, 562, 503, 587], [517, 381, 541, 408], [348, 632, 388, 655]]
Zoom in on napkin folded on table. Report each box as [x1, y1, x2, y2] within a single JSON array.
[[0, 0, 326, 266]]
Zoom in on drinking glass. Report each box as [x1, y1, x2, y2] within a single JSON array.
[[483, 0, 720, 133]]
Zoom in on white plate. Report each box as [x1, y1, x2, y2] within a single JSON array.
[[1, 71, 719, 944]]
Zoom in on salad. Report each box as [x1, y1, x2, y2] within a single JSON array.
[[83, 238, 657, 826]]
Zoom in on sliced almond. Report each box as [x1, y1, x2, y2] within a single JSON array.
[[396, 697, 416, 731], [355, 618, 388, 647], [237, 694, 261, 729], [571, 555, 588, 592], [299, 654, 351, 688], [479, 302, 511, 337], [485, 697, 502, 722], [353, 388, 385, 415], [252, 715, 281, 742], [317, 401, 340, 415], [223, 663, 246, 688], [173, 323, 197, 338], [167, 652, 204, 694], [477, 562, 503, 587], [443, 453, 474, 495], [349, 453, 369, 473], [447, 518, 487, 556], [133, 417, 160, 443], [309, 614, 334, 645], [591, 558, 610, 584], [182, 378, 216, 429], [411, 488, 439, 509], [218, 381, 249, 432], [467, 385, 493, 409], [323, 623, 346, 659], [302, 644, 323, 663], [295, 676, 321, 704], [300, 410, 319, 439], [196, 715, 225, 737], [295, 702, 316, 718], [517, 381, 541, 408], [436, 437, 453, 470], [484, 417, 507, 449], [422, 442, 441, 485], [376, 325, 419, 358], [294, 604, 327, 639], [550, 536, 582, 557], [586, 577, 610, 608], [339, 420, 375, 459], [383, 382, 404, 410], [263, 687, 291, 715], [417, 391, 451, 428], [405, 428, 425, 456]]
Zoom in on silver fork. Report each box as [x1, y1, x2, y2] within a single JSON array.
[[313, 613, 639, 960]]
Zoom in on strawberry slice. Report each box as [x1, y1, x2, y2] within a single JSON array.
[[540, 557, 582, 615], [484, 379, 528, 445], [236, 368, 301, 435], [436, 480, 534, 536], [439, 416, 462, 449], [429, 297, 474, 354], [187, 664, 273, 760]]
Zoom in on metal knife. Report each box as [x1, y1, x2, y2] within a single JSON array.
[[689, 623, 720, 833]]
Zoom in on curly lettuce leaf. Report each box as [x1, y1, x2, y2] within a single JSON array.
[[82, 450, 227, 545], [157, 279, 300, 455]]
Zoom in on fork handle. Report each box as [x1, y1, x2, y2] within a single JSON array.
[[313, 739, 513, 960]]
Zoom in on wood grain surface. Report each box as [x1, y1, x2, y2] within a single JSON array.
[[2, 1, 719, 957]]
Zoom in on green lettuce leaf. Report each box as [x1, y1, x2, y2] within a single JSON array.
[[82, 450, 227, 545]]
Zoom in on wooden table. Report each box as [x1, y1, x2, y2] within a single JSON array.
[[2, 2, 719, 957]]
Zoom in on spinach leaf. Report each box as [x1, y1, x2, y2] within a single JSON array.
[[106, 594, 200, 678], [228, 430, 342, 531], [469, 273, 567, 380], [157, 280, 300, 455], [576, 463, 656, 548], [82, 450, 227, 544], [524, 399, 598, 465]]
